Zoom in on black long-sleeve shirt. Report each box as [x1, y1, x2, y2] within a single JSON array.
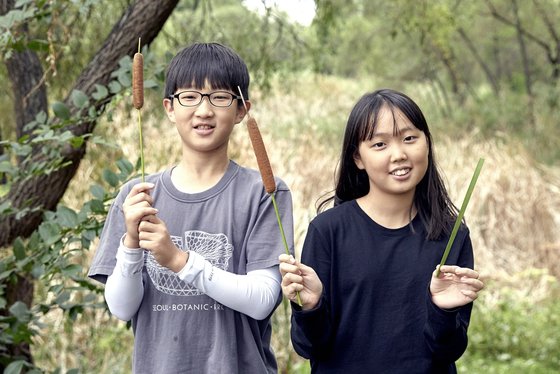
[[291, 200, 474, 374]]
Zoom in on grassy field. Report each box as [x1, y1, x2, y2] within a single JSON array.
[[33, 73, 560, 372]]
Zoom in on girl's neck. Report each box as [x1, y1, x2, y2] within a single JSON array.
[[172, 151, 230, 193], [356, 192, 416, 229]]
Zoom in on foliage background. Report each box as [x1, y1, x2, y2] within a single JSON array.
[[1, 0, 559, 373]]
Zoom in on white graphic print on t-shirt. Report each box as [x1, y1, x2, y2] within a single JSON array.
[[145, 230, 233, 296]]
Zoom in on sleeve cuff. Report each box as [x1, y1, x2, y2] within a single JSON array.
[[116, 237, 144, 277], [176, 250, 203, 283]]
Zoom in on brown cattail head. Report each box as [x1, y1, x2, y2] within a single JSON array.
[[247, 116, 276, 194], [132, 52, 144, 109]]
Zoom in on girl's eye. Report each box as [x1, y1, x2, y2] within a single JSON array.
[[372, 142, 385, 149], [404, 135, 417, 142]]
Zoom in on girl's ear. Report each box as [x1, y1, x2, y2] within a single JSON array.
[[354, 151, 365, 170], [163, 98, 176, 122], [235, 100, 251, 124]]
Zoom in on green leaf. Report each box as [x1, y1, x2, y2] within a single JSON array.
[[90, 184, 105, 200], [103, 169, 119, 187], [116, 158, 134, 176], [52, 101, 71, 120], [4, 360, 25, 374], [38, 221, 62, 245], [56, 205, 78, 228], [31, 264, 45, 278], [89, 199, 105, 214], [108, 81, 122, 94], [62, 264, 82, 277], [143, 79, 159, 89], [35, 110, 47, 124], [69, 136, 85, 149], [12, 237, 26, 260], [71, 89, 90, 109], [9, 301, 30, 321], [92, 84, 109, 101], [27, 39, 49, 52], [117, 69, 131, 87], [55, 291, 70, 306]]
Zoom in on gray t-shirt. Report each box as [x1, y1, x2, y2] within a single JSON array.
[[88, 160, 294, 374]]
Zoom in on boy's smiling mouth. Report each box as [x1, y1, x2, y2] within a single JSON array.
[[194, 123, 215, 130]]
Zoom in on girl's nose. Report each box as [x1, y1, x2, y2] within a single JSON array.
[[391, 144, 408, 162]]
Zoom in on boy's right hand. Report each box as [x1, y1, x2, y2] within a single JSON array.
[[122, 182, 157, 248], [279, 254, 323, 310]]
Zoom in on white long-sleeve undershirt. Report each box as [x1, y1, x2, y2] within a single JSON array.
[[105, 243, 281, 321]]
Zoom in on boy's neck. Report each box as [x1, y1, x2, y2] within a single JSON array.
[[171, 153, 230, 194]]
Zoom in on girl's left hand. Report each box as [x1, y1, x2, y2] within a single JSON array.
[[138, 215, 189, 273], [430, 265, 484, 310]]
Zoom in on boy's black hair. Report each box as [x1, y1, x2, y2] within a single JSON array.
[[164, 42, 250, 103], [318, 89, 458, 240]]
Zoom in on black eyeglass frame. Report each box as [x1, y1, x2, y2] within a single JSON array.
[[167, 90, 242, 108]]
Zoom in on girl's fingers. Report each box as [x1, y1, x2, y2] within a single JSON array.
[[460, 277, 485, 292], [460, 289, 479, 300], [281, 272, 304, 287], [437, 265, 480, 280]]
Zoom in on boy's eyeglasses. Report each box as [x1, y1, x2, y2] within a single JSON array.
[[168, 90, 241, 108]]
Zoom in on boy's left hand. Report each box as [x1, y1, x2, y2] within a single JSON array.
[[138, 215, 189, 273], [430, 265, 484, 310]]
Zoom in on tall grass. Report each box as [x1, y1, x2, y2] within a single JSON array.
[[34, 73, 560, 372]]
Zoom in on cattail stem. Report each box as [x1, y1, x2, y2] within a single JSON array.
[[436, 158, 484, 277], [137, 109, 145, 182], [271, 193, 302, 306]]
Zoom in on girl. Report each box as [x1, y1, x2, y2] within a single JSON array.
[[279, 89, 483, 373]]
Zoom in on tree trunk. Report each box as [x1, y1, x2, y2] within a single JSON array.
[[0, 0, 179, 368], [511, 0, 533, 97], [0, 0, 180, 246]]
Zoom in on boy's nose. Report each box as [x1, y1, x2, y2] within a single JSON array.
[[195, 96, 214, 116]]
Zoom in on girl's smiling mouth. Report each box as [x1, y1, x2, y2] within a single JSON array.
[[390, 167, 411, 176]]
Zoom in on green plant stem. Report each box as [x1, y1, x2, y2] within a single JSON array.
[[271, 192, 302, 306], [436, 158, 485, 277], [137, 109, 145, 182]]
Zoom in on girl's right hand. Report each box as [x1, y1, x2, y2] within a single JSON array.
[[279, 254, 323, 310], [122, 182, 157, 248]]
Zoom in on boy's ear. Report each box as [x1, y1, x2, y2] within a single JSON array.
[[235, 100, 251, 124], [163, 98, 176, 122]]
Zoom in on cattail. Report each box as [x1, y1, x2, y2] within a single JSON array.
[[237, 86, 301, 305], [246, 116, 276, 194], [133, 38, 145, 181], [132, 52, 144, 110]]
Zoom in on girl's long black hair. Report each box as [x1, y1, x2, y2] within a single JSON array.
[[318, 89, 458, 240]]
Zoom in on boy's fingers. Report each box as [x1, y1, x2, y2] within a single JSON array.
[[131, 182, 155, 193], [278, 254, 297, 264]]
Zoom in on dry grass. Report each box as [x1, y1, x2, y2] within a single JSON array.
[[36, 73, 560, 372]]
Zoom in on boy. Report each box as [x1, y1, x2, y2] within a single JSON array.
[[88, 43, 293, 373]]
